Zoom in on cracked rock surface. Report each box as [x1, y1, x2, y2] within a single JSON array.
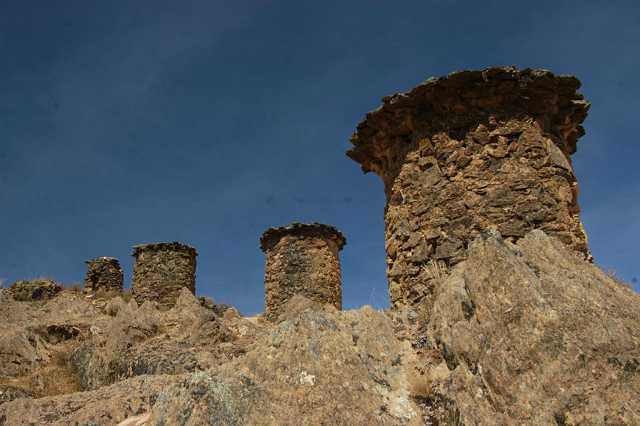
[[1, 231, 639, 425]]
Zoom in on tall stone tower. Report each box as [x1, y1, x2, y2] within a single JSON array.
[[84, 257, 123, 293], [260, 222, 346, 321], [131, 242, 197, 307], [347, 67, 590, 312]]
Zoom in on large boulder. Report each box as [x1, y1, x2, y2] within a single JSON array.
[[415, 230, 640, 425]]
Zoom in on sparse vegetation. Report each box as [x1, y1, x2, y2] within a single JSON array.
[[121, 288, 134, 303], [408, 371, 433, 399], [423, 260, 449, 283], [63, 282, 83, 293], [604, 269, 634, 291]]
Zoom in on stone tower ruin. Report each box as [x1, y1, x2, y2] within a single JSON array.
[[131, 242, 197, 307], [260, 222, 346, 321], [347, 67, 591, 312], [84, 257, 123, 293]]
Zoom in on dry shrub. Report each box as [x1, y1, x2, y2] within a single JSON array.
[[64, 282, 83, 293], [604, 269, 634, 291], [121, 289, 133, 303], [0, 347, 81, 398], [38, 349, 82, 396], [408, 372, 433, 399], [424, 260, 449, 283]]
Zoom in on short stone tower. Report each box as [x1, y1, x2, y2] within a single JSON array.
[[260, 223, 346, 321], [347, 67, 591, 311], [131, 242, 197, 307], [84, 257, 123, 293]]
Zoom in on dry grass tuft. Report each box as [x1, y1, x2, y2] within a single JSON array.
[[121, 289, 134, 303], [423, 260, 449, 282], [408, 372, 433, 399], [63, 282, 83, 293], [0, 346, 81, 398], [604, 269, 634, 291]]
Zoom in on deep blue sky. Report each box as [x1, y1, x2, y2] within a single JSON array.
[[1, 1, 639, 314]]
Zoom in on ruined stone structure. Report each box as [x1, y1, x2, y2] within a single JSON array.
[[347, 67, 591, 311], [260, 223, 346, 321], [84, 257, 123, 293], [131, 242, 197, 307]]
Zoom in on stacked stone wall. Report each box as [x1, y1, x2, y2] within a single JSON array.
[[261, 223, 345, 321], [347, 67, 591, 312], [131, 242, 197, 308], [84, 257, 123, 293]]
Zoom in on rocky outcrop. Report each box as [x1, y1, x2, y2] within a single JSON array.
[[1, 232, 636, 425], [84, 257, 123, 294], [411, 231, 640, 425], [0, 375, 178, 425], [70, 289, 238, 391], [347, 67, 591, 313], [131, 242, 197, 308], [8, 279, 62, 301], [260, 223, 346, 321], [0, 385, 32, 406], [148, 302, 417, 425]]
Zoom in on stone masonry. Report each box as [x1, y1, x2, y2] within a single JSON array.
[[84, 257, 123, 293], [131, 242, 197, 308], [260, 223, 346, 321], [347, 66, 591, 312]]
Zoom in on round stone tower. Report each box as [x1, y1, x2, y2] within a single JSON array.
[[84, 257, 123, 293], [131, 242, 197, 307], [347, 67, 591, 312], [260, 222, 346, 321]]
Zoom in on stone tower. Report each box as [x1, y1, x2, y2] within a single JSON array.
[[347, 67, 591, 312], [84, 257, 123, 293], [260, 222, 346, 321], [131, 242, 197, 307]]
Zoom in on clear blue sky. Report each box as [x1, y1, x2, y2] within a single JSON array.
[[1, 1, 638, 314]]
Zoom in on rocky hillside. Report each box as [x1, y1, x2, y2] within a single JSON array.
[[1, 231, 639, 425]]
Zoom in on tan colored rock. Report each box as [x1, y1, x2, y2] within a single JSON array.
[[260, 222, 346, 321], [1, 232, 638, 425], [0, 375, 177, 425], [84, 257, 123, 294], [131, 241, 197, 308], [70, 288, 234, 391], [412, 230, 640, 425], [147, 300, 420, 426], [347, 67, 591, 312]]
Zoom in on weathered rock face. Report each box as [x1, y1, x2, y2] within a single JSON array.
[[84, 257, 123, 293], [0, 375, 177, 425], [260, 223, 346, 321], [0, 290, 104, 404], [0, 231, 639, 425], [0, 385, 32, 406], [147, 301, 418, 426], [70, 289, 237, 391], [347, 67, 591, 312], [8, 279, 62, 301], [411, 231, 640, 425], [131, 242, 197, 308]]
